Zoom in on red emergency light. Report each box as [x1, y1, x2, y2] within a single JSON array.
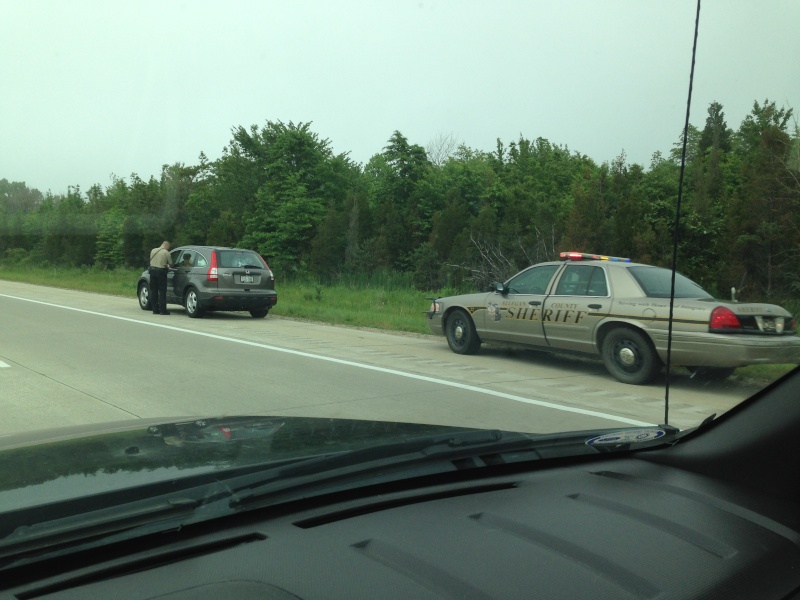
[[559, 251, 631, 262]]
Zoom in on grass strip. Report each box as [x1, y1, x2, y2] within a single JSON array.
[[0, 265, 433, 334]]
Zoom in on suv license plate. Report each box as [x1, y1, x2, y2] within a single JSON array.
[[240, 275, 255, 283]]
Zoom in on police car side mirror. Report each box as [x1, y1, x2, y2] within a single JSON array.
[[492, 282, 508, 295]]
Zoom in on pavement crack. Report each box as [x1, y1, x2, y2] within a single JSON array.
[[12, 362, 142, 419]]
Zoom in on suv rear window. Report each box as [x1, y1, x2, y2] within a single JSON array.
[[628, 266, 712, 299], [217, 250, 264, 269]]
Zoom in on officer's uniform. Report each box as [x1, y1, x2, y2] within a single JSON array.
[[149, 246, 171, 315]]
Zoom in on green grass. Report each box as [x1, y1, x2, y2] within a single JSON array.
[[735, 363, 797, 382], [276, 282, 432, 333], [0, 264, 141, 297], [0, 265, 434, 334]]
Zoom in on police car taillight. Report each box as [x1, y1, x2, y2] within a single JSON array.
[[207, 250, 218, 281], [709, 306, 741, 330]]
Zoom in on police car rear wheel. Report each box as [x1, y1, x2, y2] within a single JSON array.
[[602, 328, 660, 385], [446, 309, 481, 355]]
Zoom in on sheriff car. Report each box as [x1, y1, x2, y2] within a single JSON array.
[[426, 252, 800, 384]]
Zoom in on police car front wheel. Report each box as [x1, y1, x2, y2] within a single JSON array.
[[445, 309, 481, 355]]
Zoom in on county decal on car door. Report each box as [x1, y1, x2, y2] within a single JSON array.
[[481, 264, 560, 347]]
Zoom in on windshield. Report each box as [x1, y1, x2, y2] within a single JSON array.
[[1, 0, 799, 568]]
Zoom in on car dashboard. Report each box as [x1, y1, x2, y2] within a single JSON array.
[[5, 444, 800, 599]]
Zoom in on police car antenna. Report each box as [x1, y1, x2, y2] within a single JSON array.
[[664, 0, 701, 426]]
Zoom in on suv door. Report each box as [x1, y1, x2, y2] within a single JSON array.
[[171, 249, 197, 302], [166, 249, 184, 303]]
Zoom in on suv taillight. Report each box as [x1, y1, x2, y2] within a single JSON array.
[[258, 254, 274, 278], [207, 250, 218, 281], [710, 306, 741, 330]]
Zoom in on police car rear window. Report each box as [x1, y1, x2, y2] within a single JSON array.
[[628, 266, 712, 299]]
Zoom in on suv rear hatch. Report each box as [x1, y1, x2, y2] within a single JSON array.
[[211, 249, 275, 293]]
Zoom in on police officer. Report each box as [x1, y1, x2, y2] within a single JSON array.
[[149, 241, 173, 315]]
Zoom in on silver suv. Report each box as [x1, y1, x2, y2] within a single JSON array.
[[137, 245, 278, 318]]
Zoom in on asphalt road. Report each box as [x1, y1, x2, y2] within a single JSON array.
[[0, 281, 761, 437]]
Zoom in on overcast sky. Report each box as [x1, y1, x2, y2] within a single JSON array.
[[2, 0, 798, 195]]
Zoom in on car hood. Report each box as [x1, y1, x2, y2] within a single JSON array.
[[436, 291, 492, 307], [0, 416, 678, 516], [0, 416, 480, 511]]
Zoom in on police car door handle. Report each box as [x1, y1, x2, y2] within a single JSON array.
[[528, 300, 542, 306], [588, 304, 602, 309]]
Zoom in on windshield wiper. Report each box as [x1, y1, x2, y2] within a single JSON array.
[[0, 431, 512, 568], [0, 498, 198, 564], [222, 426, 678, 510], [224, 429, 514, 505]]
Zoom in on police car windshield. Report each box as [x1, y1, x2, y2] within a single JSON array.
[[628, 266, 713, 299]]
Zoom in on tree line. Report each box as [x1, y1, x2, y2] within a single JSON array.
[[1, 99, 799, 302]]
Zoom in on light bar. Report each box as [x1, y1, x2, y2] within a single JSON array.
[[559, 251, 631, 262]]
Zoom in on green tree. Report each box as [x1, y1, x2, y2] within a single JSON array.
[[94, 207, 125, 269], [363, 132, 431, 269], [238, 121, 352, 274], [0, 179, 43, 254], [563, 165, 610, 253], [725, 100, 798, 299]]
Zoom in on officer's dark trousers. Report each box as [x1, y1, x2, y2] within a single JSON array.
[[149, 268, 168, 313]]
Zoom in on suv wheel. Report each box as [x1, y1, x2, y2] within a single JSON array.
[[138, 282, 151, 310], [184, 287, 205, 318], [249, 309, 269, 318]]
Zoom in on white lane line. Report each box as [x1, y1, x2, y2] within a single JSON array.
[[0, 293, 653, 427], [0, 361, 10, 368]]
